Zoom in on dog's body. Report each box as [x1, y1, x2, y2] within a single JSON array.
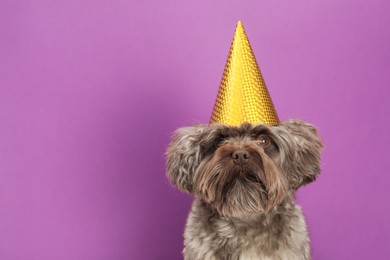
[[166, 120, 322, 260], [184, 197, 309, 260]]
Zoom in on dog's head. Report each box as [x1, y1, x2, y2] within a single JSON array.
[[166, 119, 323, 218]]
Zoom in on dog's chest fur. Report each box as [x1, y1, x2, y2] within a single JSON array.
[[183, 198, 310, 260]]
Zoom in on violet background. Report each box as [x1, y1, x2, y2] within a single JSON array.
[[1, 0, 389, 259]]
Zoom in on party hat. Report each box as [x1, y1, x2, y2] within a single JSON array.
[[210, 21, 279, 126]]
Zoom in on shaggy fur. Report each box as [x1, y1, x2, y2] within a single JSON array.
[[166, 119, 323, 260]]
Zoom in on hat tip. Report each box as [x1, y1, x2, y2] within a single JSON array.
[[235, 20, 246, 33]]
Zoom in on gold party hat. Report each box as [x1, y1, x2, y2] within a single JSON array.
[[210, 21, 279, 126]]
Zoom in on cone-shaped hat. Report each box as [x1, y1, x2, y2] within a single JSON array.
[[210, 21, 279, 126]]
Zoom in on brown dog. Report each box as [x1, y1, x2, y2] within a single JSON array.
[[166, 119, 322, 260]]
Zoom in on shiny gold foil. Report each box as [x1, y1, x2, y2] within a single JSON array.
[[210, 21, 279, 126]]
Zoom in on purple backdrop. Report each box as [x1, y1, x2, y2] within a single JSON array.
[[1, 0, 389, 259]]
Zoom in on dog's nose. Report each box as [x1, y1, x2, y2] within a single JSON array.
[[232, 150, 250, 165]]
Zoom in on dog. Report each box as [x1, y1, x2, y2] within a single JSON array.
[[166, 119, 323, 260]]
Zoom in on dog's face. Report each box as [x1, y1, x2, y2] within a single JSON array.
[[166, 119, 322, 218]]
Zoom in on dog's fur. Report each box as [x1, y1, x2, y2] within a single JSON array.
[[166, 119, 322, 260]]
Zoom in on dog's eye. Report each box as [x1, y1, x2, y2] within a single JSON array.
[[258, 135, 271, 147]]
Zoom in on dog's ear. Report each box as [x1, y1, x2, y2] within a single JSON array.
[[166, 125, 210, 194], [280, 119, 323, 189]]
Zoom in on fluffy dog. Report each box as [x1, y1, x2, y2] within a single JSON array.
[[166, 119, 322, 260]]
